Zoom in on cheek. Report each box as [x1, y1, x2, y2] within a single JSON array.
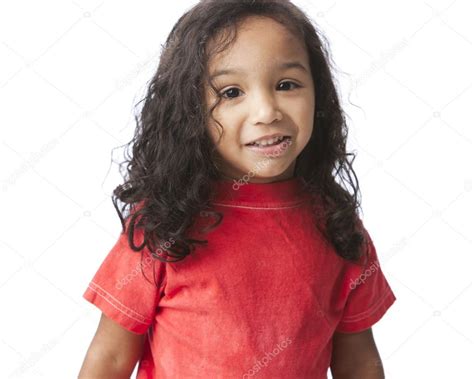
[[303, 95, 316, 120], [207, 125, 238, 157], [206, 118, 223, 145], [295, 112, 314, 148], [207, 115, 241, 145], [301, 97, 315, 136], [291, 102, 314, 133]]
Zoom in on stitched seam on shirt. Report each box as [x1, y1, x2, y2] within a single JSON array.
[[340, 287, 392, 323], [88, 282, 151, 324], [90, 282, 150, 321], [87, 285, 149, 325], [210, 200, 309, 210]]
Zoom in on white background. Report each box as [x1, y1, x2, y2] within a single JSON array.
[[0, 0, 472, 378]]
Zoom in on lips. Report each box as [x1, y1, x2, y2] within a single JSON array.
[[245, 134, 291, 146], [245, 136, 293, 156]]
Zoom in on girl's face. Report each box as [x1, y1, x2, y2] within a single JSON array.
[[205, 15, 315, 184]]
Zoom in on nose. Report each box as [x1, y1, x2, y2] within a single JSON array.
[[249, 89, 283, 125]]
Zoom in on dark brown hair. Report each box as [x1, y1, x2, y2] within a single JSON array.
[[111, 0, 369, 285]]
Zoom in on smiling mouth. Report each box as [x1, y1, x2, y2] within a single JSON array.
[[244, 136, 293, 157], [245, 136, 292, 147]]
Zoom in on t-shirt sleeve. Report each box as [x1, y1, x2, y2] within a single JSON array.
[[83, 221, 167, 335], [335, 225, 396, 333]]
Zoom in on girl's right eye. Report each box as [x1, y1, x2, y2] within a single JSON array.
[[220, 87, 241, 100]]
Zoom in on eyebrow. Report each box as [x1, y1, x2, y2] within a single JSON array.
[[209, 61, 309, 80]]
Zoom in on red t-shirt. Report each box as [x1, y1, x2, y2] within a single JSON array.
[[83, 176, 396, 378]]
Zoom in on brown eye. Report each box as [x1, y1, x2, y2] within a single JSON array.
[[221, 87, 241, 99], [278, 81, 301, 91]]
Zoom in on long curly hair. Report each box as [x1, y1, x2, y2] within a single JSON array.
[[111, 0, 369, 285]]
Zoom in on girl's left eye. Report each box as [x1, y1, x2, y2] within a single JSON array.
[[220, 81, 301, 100]]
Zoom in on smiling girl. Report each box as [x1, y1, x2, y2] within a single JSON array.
[[79, 1, 397, 378]]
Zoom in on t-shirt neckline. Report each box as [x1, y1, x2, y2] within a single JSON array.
[[210, 176, 310, 207]]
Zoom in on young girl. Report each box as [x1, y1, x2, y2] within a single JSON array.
[[79, 1, 396, 378]]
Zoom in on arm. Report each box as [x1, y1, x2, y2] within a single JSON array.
[[330, 327, 385, 379], [78, 312, 146, 379]]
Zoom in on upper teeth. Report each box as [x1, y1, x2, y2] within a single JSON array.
[[252, 136, 286, 146]]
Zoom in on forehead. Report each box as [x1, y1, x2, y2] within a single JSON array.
[[207, 16, 309, 74]]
